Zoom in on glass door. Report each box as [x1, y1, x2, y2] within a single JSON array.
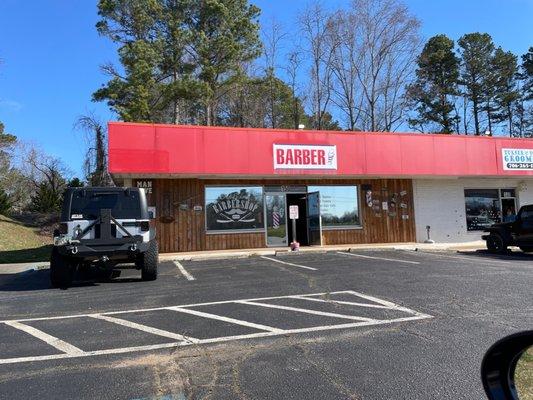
[[265, 193, 288, 247], [307, 191, 322, 246]]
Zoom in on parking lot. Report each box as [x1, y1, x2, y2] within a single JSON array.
[[0, 249, 532, 399]]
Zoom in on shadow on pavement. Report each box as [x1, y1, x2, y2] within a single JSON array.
[[0, 269, 143, 292], [457, 249, 533, 262]]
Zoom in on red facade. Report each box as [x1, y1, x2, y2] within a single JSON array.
[[108, 122, 533, 178]]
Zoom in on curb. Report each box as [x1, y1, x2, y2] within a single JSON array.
[[1, 242, 486, 272], [0, 262, 50, 275]]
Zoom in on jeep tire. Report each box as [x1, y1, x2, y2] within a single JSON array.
[[139, 240, 158, 281], [50, 248, 74, 288], [486, 233, 507, 254]]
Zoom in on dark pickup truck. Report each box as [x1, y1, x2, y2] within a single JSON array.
[[482, 205, 533, 253]]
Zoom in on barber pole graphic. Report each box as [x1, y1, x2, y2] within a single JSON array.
[[272, 206, 280, 229]]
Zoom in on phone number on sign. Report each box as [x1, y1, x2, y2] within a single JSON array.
[[506, 162, 533, 169]]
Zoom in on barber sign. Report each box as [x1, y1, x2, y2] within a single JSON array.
[[273, 144, 337, 170]]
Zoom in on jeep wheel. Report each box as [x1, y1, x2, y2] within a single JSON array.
[[519, 246, 533, 253], [50, 248, 74, 288], [139, 240, 158, 281], [486, 234, 507, 254]]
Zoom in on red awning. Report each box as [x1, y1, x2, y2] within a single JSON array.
[[108, 122, 533, 178]]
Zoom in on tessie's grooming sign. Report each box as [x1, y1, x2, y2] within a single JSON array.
[[273, 144, 337, 170]]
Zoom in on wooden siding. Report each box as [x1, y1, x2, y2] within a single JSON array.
[[135, 178, 416, 253]]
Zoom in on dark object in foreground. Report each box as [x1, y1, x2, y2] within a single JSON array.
[[481, 331, 533, 400], [482, 205, 533, 254], [50, 187, 157, 288]]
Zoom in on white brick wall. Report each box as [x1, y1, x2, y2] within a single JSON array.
[[413, 178, 533, 243]]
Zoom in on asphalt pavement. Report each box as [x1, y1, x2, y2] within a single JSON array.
[[0, 249, 532, 399]]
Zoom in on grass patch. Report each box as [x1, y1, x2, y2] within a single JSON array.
[[0, 214, 52, 263], [516, 346, 533, 400]]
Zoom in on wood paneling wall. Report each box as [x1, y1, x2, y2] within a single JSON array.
[[135, 178, 416, 253]]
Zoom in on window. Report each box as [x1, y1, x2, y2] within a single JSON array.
[[464, 189, 517, 231], [307, 186, 360, 229], [70, 191, 141, 220], [205, 186, 264, 232]]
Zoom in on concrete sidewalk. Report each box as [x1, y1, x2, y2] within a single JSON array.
[[0, 241, 487, 274], [0, 262, 50, 275], [162, 240, 487, 261]]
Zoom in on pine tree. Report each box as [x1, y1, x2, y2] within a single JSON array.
[[514, 47, 533, 137], [187, 0, 262, 125], [521, 47, 533, 101], [407, 35, 460, 133], [491, 48, 519, 136], [458, 33, 495, 135], [94, 0, 262, 125]]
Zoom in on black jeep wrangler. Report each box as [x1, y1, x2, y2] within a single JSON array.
[[482, 205, 533, 254], [51, 187, 158, 288]]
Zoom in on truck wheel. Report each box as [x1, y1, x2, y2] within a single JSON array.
[[486, 234, 507, 254], [139, 240, 158, 281], [50, 248, 74, 288], [519, 246, 533, 253]]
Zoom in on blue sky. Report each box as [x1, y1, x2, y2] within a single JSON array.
[[1, 0, 532, 177]]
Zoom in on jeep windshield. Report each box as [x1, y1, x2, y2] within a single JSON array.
[[69, 191, 141, 220]]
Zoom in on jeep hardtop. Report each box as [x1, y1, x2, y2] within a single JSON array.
[[51, 187, 158, 288], [482, 204, 533, 254]]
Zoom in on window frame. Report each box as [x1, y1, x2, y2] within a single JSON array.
[[204, 185, 266, 234], [464, 187, 518, 232], [307, 185, 362, 230]]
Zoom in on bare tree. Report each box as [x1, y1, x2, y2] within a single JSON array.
[[262, 17, 288, 128], [327, 10, 364, 131], [299, 1, 334, 130], [330, 0, 420, 132], [74, 113, 113, 187], [284, 50, 305, 129]]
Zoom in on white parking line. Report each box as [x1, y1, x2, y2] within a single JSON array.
[[413, 251, 522, 266], [173, 260, 195, 280], [336, 251, 420, 265], [0, 290, 432, 365], [292, 296, 392, 309], [4, 321, 85, 356], [168, 306, 285, 333], [90, 314, 199, 343], [0, 314, 432, 365], [237, 300, 376, 322], [260, 256, 317, 271]]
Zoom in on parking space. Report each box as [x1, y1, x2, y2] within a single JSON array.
[[0, 290, 430, 365], [0, 248, 531, 399]]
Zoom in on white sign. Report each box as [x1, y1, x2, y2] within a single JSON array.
[[274, 144, 337, 170], [289, 205, 299, 219], [502, 148, 533, 171], [136, 180, 153, 194]]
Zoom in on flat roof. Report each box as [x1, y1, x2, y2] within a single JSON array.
[[108, 122, 533, 179]]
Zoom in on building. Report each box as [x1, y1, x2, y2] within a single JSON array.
[[108, 122, 533, 252]]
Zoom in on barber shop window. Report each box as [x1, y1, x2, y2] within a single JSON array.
[[308, 186, 360, 229], [205, 187, 264, 232], [464, 189, 517, 231]]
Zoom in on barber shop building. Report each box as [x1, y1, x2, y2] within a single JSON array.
[[108, 122, 533, 253]]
